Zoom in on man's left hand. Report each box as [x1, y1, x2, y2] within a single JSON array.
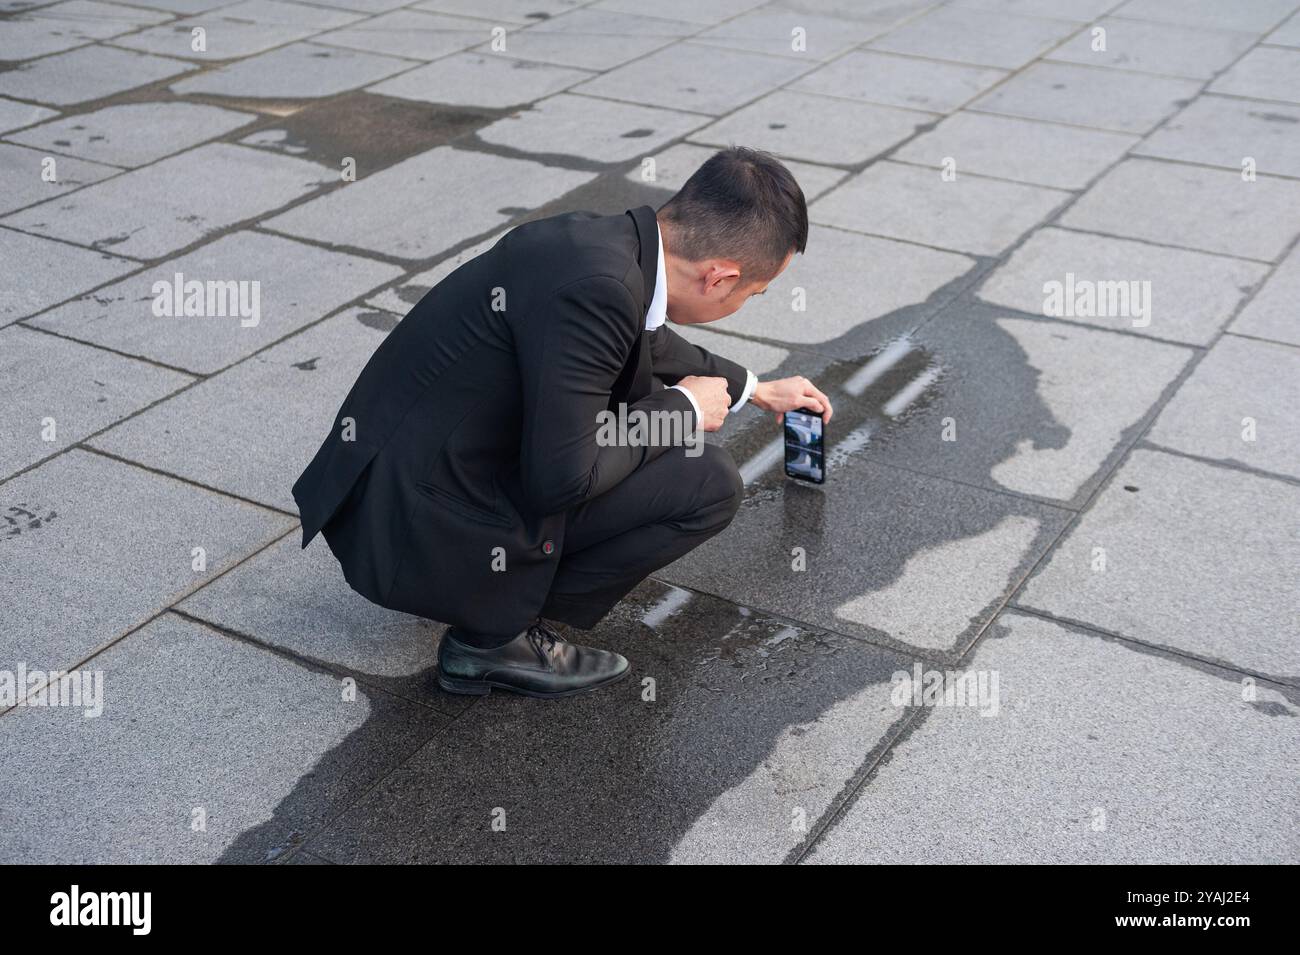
[[751, 376, 834, 424]]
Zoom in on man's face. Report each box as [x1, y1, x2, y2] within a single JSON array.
[[668, 249, 795, 326]]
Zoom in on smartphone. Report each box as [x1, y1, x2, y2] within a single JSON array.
[[783, 408, 825, 484]]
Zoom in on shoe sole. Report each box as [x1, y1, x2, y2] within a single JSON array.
[[436, 666, 630, 699]]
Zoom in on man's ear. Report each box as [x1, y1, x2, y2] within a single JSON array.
[[703, 261, 742, 294]]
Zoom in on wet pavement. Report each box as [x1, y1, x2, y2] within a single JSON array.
[[1, 0, 1297, 864]]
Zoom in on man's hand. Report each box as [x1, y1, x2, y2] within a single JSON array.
[[676, 375, 731, 432], [752, 376, 834, 424]]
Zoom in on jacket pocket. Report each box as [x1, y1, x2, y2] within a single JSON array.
[[414, 481, 514, 528]]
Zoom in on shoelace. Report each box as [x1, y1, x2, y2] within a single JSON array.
[[527, 622, 565, 659]]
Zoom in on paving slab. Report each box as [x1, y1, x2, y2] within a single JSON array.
[[810, 159, 1069, 256], [949, 0, 1120, 19], [969, 60, 1198, 134], [0, 227, 137, 325], [1209, 46, 1300, 104], [303, 578, 919, 864], [294, 0, 410, 10], [1019, 450, 1300, 679], [1146, 335, 1300, 479], [589, 0, 764, 25], [573, 42, 813, 116], [0, 142, 120, 216], [0, 44, 197, 106], [672, 323, 790, 378], [3, 143, 334, 260], [806, 611, 1300, 864], [708, 224, 974, 353], [28, 230, 403, 374], [417, 0, 586, 22], [0, 0, 172, 60], [1136, 95, 1300, 179], [1060, 158, 1300, 261], [0, 449, 292, 673], [0, 97, 57, 134], [1113, 0, 1300, 35], [1047, 16, 1258, 80], [690, 90, 933, 166], [89, 306, 397, 511], [0, 613, 449, 864], [314, 9, 490, 60], [475, 9, 688, 71], [976, 226, 1270, 345], [364, 230, 505, 313], [0, 324, 192, 478], [867, 5, 1081, 70], [658, 414, 1071, 657], [6, 102, 256, 168], [623, 142, 847, 200], [893, 111, 1138, 190], [121, 0, 237, 12], [1230, 243, 1300, 346], [789, 50, 1007, 114], [1269, 11, 1300, 45], [367, 52, 591, 108], [262, 145, 594, 260], [169, 41, 413, 99], [691, 7, 890, 60], [880, 308, 1193, 506], [114, 0, 362, 59], [477, 92, 704, 162]]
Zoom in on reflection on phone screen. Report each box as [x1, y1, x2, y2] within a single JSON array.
[[784, 409, 824, 483]]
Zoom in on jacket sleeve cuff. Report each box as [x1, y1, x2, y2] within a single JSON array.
[[729, 369, 757, 413], [669, 383, 702, 426]]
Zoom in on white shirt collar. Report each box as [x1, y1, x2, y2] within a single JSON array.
[[645, 220, 667, 332]]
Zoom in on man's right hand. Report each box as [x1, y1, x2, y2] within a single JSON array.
[[676, 375, 731, 432]]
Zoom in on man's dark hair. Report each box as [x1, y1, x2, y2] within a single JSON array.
[[658, 146, 808, 282]]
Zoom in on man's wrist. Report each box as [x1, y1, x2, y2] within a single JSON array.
[[731, 369, 758, 413]]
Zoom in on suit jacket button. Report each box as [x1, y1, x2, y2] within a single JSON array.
[[542, 540, 555, 555]]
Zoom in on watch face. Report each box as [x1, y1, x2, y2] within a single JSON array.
[[784, 409, 824, 483]]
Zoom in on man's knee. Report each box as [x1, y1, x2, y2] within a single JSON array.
[[694, 443, 744, 524]]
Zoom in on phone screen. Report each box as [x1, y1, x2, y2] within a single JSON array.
[[784, 408, 825, 484]]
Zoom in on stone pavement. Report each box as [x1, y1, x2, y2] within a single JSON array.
[[1, 0, 1297, 864]]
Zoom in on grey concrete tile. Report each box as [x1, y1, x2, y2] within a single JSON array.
[[625, 141, 846, 200], [365, 231, 504, 313], [0, 97, 57, 134], [659, 411, 1071, 656], [949, 0, 1120, 19], [1047, 16, 1258, 80], [0, 324, 192, 478], [0, 43, 197, 106], [0, 450, 292, 673], [0, 0, 171, 60], [1230, 243, 1300, 345], [591, 0, 764, 25], [690, 90, 933, 165], [367, 52, 590, 108], [807, 610, 1300, 864], [6, 102, 256, 168], [314, 9, 490, 60], [977, 226, 1270, 345], [1146, 335, 1300, 479], [1269, 11, 1300, 45], [1114, 0, 1300, 35], [0, 142, 119, 216], [691, 7, 890, 60], [28, 230, 402, 374], [709, 224, 974, 351], [416, 0, 585, 23], [87, 306, 393, 511], [113, 0, 362, 59], [262, 145, 594, 260], [1135, 96, 1300, 180], [867, 5, 1080, 70], [0, 226, 136, 325], [573, 42, 813, 116], [474, 9, 688, 71], [894, 111, 1138, 190], [169, 41, 412, 99], [673, 324, 790, 377], [292, 0, 409, 10], [811, 159, 1070, 256], [789, 50, 1008, 114], [303, 578, 919, 864], [477, 92, 705, 162], [1020, 449, 1300, 678], [1060, 158, 1300, 261], [3, 143, 334, 260], [121, 0, 238, 11], [0, 613, 449, 863], [876, 307, 1192, 505], [970, 61, 1198, 134], [1210, 46, 1300, 104]]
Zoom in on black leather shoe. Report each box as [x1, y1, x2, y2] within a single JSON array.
[[436, 621, 629, 698]]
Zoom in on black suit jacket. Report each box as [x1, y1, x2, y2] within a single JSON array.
[[292, 206, 748, 635]]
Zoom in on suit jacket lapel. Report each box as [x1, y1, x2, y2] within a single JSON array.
[[620, 206, 658, 404]]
